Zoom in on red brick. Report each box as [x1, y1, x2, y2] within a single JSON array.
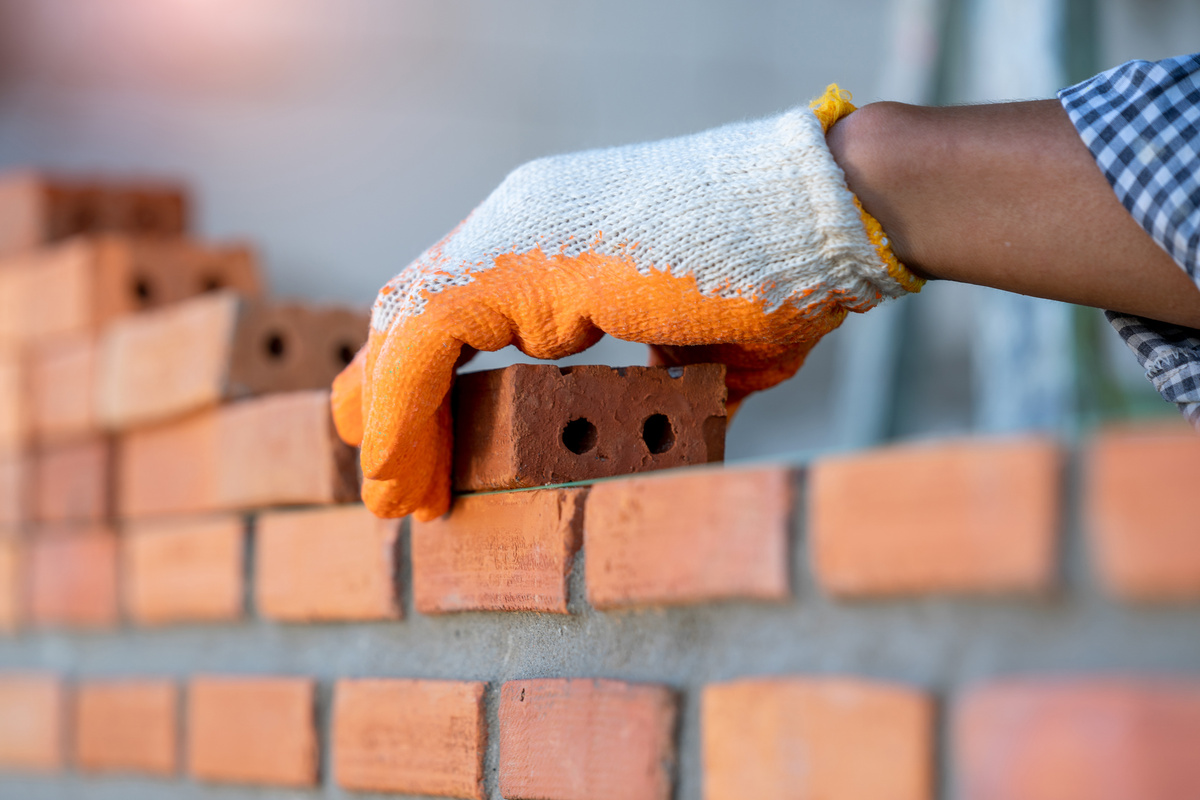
[[0, 453, 29, 529], [0, 535, 22, 632], [0, 236, 259, 347], [27, 525, 118, 628], [333, 679, 486, 798], [256, 505, 400, 622], [810, 437, 1061, 596], [122, 516, 244, 625], [0, 172, 187, 252], [585, 466, 791, 609], [117, 390, 358, 518], [27, 333, 98, 444], [0, 346, 29, 453], [187, 676, 317, 787], [453, 364, 726, 492], [1086, 425, 1200, 600], [98, 294, 368, 430], [957, 678, 1200, 800], [73, 679, 177, 776], [499, 678, 677, 800], [32, 437, 111, 522], [412, 488, 584, 614], [703, 677, 933, 800], [0, 673, 65, 771]]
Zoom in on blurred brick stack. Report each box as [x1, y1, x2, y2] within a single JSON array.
[[1, 172, 1199, 800]]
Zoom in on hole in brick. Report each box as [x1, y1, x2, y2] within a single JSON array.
[[667, 366, 684, 378], [199, 273, 224, 292], [335, 341, 356, 367], [263, 331, 287, 360], [642, 414, 675, 454], [131, 276, 154, 305], [558, 366, 575, 376], [562, 418, 597, 455]]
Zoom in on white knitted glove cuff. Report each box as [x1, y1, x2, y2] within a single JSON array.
[[374, 106, 902, 332]]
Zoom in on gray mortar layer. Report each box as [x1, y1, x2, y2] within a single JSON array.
[[2, 457, 1200, 800]]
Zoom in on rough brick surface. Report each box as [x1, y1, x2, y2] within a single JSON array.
[[957, 678, 1200, 800], [27, 525, 118, 628], [703, 677, 933, 800], [1086, 426, 1200, 600], [187, 676, 317, 787], [412, 489, 585, 614], [334, 679, 486, 798], [28, 333, 98, 443], [453, 364, 726, 492], [0, 536, 20, 632], [122, 516, 244, 625], [810, 437, 1061, 596], [0, 673, 64, 772], [32, 437, 111, 522], [499, 678, 677, 800], [118, 390, 358, 518], [73, 680, 177, 776], [0, 172, 187, 253], [0, 454, 28, 529], [0, 236, 258, 347], [256, 505, 400, 622], [585, 466, 792, 608]]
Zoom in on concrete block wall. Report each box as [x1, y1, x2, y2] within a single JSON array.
[[0, 173, 1199, 799]]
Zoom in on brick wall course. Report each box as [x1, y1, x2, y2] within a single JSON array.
[[956, 678, 1200, 800], [412, 488, 585, 614], [0, 535, 20, 632], [0, 347, 29, 453], [26, 525, 118, 629], [27, 333, 98, 444], [1086, 426, 1200, 600], [121, 515, 244, 626], [333, 678, 486, 798], [585, 465, 792, 609], [703, 677, 933, 800], [186, 675, 317, 787], [256, 505, 400, 622], [73, 679, 177, 776], [117, 390, 358, 518], [499, 678, 677, 800], [0, 454, 28, 530], [810, 437, 1061, 597], [32, 437, 111, 522], [0, 673, 65, 772]]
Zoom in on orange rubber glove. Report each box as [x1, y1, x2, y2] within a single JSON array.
[[333, 86, 923, 520]]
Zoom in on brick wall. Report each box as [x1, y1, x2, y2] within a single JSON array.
[[1, 174, 1200, 799]]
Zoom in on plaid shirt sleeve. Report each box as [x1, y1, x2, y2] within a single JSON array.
[[1059, 54, 1200, 428]]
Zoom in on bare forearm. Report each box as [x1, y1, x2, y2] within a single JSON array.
[[827, 99, 1200, 328]]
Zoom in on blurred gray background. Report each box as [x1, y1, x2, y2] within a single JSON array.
[[0, 0, 1194, 459]]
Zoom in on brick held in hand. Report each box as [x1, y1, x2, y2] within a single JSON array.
[[97, 292, 369, 430], [0, 235, 260, 347], [453, 363, 726, 492], [499, 678, 677, 800], [32, 437, 112, 523], [187, 675, 317, 787], [117, 390, 358, 519], [0, 673, 66, 772], [73, 679, 178, 776], [0, 171, 187, 254], [26, 524, 119, 629]]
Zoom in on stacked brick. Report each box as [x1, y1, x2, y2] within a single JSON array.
[[1, 172, 1199, 799]]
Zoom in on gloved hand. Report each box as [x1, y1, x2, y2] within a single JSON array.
[[333, 85, 923, 520]]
